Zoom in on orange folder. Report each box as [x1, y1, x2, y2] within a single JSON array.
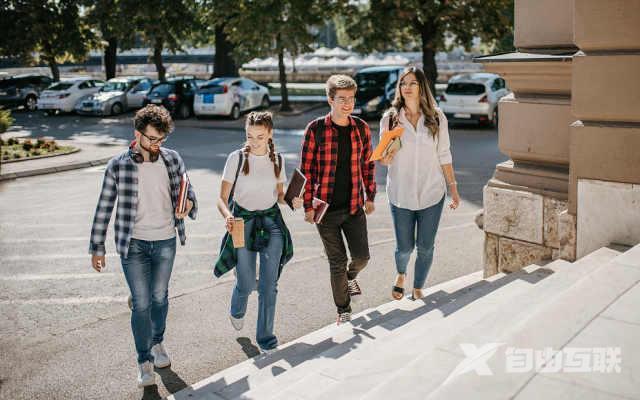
[[369, 126, 404, 162]]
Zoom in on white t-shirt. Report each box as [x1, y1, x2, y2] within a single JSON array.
[[132, 160, 176, 241], [380, 107, 452, 211], [222, 150, 286, 211]]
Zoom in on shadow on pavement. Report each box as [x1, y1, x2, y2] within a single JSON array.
[[174, 265, 554, 398], [155, 366, 189, 394]]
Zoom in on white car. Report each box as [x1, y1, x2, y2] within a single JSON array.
[[74, 76, 153, 116], [194, 77, 270, 119], [38, 78, 105, 115], [438, 73, 510, 127]]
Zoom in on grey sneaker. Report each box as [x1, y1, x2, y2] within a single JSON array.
[[137, 361, 155, 387], [150, 343, 171, 368], [347, 279, 362, 297], [336, 312, 351, 325], [260, 346, 278, 355], [230, 314, 244, 331]]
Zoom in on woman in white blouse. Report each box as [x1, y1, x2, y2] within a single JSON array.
[[379, 67, 461, 301]]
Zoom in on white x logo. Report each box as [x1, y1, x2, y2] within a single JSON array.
[[442, 343, 505, 385]]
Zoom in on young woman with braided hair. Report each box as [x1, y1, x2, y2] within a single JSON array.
[[215, 111, 303, 353]]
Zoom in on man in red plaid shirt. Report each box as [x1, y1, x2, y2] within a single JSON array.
[[300, 75, 376, 324]]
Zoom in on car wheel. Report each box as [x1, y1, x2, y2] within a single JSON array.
[[43, 110, 54, 116], [25, 95, 37, 112], [178, 103, 190, 119], [111, 102, 123, 115], [230, 104, 240, 120], [260, 95, 270, 109]]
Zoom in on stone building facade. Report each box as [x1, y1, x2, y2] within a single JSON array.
[[477, 0, 640, 276]]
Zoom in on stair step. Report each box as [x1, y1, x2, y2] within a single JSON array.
[[236, 264, 555, 399], [320, 247, 622, 400], [167, 271, 485, 400], [373, 247, 639, 400]]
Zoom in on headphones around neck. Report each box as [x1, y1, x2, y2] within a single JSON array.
[[129, 141, 159, 163]]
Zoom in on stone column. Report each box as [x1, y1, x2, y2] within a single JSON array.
[[476, 0, 577, 277], [571, 0, 640, 257]]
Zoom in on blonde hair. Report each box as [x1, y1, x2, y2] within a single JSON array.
[[326, 74, 357, 99], [242, 111, 280, 177]]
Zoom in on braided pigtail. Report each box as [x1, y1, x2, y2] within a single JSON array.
[[242, 144, 251, 175]]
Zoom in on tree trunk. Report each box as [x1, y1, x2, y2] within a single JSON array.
[[153, 38, 166, 82], [104, 37, 118, 80], [213, 24, 238, 78], [47, 57, 60, 82], [277, 34, 291, 112], [419, 24, 438, 97]]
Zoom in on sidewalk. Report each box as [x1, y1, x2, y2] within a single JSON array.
[[0, 139, 127, 181]]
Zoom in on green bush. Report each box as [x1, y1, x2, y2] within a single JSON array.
[[0, 109, 13, 134], [22, 139, 33, 152], [36, 138, 46, 148], [32, 150, 41, 156], [7, 137, 17, 146], [13, 153, 21, 159]]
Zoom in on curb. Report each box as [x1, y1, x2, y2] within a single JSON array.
[[0, 156, 111, 182]]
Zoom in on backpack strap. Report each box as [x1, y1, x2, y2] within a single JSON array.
[[228, 150, 244, 211]]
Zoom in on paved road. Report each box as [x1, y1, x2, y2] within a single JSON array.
[[0, 109, 506, 399]]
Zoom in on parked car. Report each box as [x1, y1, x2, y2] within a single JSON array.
[[352, 66, 404, 119], [75, 76, 153, 116], [142, 77, 200, 119], [439, 73, 509, 127], [38, 78, 105, 115], [193, 77, 270, 120], [0, 74, 53, 111]]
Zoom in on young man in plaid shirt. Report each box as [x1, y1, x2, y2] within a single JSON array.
[[89, 105, 197, 387], [300, 75, 376, 324]]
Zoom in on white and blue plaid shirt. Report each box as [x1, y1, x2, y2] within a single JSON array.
[[89, 147, 198, 258]]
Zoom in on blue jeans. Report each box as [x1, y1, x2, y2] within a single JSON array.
[[230, 216, 283, 350], [390, 196, 444, 289], [121, 237, 176, 364]]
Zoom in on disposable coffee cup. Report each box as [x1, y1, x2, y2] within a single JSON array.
[[232, 218, 245, 248]]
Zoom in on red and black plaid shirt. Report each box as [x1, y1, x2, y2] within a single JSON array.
[[300, 113, 376, 214]]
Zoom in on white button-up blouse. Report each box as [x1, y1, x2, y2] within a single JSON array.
[[379, 107, 452, 211]]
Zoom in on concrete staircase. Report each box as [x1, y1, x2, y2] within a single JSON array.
[[168, 244, 640, 400]]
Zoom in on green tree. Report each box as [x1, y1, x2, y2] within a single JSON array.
[[83, 0, 135, 80], [343, 0, 514, 94], [0, 0, 96, 81], [197, 1, 240, 78], [212, 0, 334, 112], [124, 0, 200, 81]]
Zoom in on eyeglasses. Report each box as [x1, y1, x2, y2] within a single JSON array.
[[140, 130, 167, 144], [334, 96, 355, 105], [399, 81, 419, 88]]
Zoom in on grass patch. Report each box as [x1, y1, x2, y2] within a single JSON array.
[[1, 138, 75, 161]]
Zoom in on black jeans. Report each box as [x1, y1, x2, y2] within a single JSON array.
[[316, 207, 370, 313]]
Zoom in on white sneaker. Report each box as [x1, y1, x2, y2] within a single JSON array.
[[260, 346, 278, 356], [150, 343, 171, 368], [230, 314, 244, 331], [137, 361, 155, 388]]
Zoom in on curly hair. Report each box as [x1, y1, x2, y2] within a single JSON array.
[[133, 105, 174, 135]]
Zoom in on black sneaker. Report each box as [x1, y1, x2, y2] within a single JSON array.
[[347, 279, 362, 297], [336, 312, 351, 325]]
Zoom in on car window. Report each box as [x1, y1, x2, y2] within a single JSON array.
[[78, 81, 92, 90], [240, 79, 255, 90], [101, 82, 127, 92], [133, 80, 152, 92], [498, 78, 506, 90], [150, 83, 173, 96], [355, 72, 388, 91], [48, 82, 74, 91], [232, 81, 241, 87], [491, 80, 500, 92], [93, 80, 105, 87], [445, 82, 486, 95]]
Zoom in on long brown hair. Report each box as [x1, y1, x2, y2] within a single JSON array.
[[242, 111, 281, 177], [388, 67, 439, 138]]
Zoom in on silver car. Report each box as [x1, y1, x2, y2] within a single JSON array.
[[75, 76, 153, 116]]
